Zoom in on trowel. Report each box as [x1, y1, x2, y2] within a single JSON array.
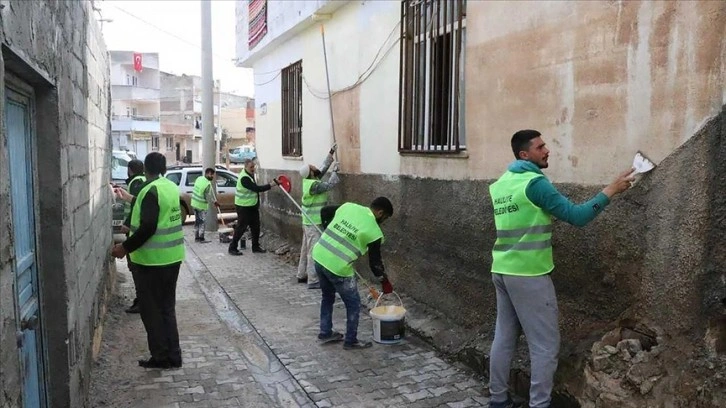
[[632, 151, 656, 174]]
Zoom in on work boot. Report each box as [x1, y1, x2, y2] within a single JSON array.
[[297, 277, 308, 284], [228, 248, 243, 256], [125, 299, 140, 314], [252, 246, 267, 254], [343, 340, 372, 350], [307, 282, 320, 289], [138, 358, 171, 369], [488, 398, 521, 408]]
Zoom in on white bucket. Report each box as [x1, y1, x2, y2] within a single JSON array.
[[369, 292, 406, 344]]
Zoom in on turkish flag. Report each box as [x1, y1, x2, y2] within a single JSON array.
[[133, 53, 143, 72]]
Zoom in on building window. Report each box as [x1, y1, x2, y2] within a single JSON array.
[[281, 60, 302, 157], [152, 136, 160, 151], [166, 137, 174, 151], [132, 76, 138, 86], [399, 0, 467, 153]]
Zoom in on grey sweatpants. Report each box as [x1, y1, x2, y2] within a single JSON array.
[[489, 273, 560, 408]]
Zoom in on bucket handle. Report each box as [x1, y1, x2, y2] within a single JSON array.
[[374, 291, 403, 309]]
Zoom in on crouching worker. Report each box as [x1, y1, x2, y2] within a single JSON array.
[[311, 197, 395, 349]]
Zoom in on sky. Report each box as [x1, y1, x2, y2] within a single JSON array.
[[96, 0, 254, 97]]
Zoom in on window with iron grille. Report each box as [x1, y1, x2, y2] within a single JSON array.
[[399, 0, 466, 153], [281, 60, 303, 157]]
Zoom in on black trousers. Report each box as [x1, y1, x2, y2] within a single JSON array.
[[136, 263, 181, 364], [230, 205, 260, 249], [125, 254, 140, 301]]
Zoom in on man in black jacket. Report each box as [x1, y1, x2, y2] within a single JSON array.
[[228, 159, 279, 255]]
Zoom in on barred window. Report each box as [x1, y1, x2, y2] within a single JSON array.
[[281, 60, 303, 157], [399, 0, 466, 153]]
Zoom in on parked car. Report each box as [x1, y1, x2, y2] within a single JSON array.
[[164, 165, 240, 221], [226, 146, 256, 164]]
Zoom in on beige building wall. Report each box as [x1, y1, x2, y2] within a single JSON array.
[[241, 0, 726, 185]]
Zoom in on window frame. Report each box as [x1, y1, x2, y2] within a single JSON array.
[[281, 60, 303, 157], [398, 0, 467, 154]]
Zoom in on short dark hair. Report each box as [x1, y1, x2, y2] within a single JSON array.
[[128, 159, 144, 176], [144, 152, 166, 176], [204, 167, 215, 175], [370, 196, 393, 217], [243, 158, 255, 166], [511, 129, 542, 159]]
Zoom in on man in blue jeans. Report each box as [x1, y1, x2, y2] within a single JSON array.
[[488, 130, 634, 408], [311, 198, 395, 349]]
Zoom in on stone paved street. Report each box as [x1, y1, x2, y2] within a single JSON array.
[[91, 226, 489, 407]]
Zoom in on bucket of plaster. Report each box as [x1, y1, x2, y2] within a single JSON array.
[[369, 292, 406, 344]]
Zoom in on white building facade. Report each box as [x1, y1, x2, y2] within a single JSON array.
[[110, 51, 161, 161]]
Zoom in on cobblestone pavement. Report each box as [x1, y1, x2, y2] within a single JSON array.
[[90, 258, 274, 408], [185, 228, 489, 408], [91, 226, 489, 407]]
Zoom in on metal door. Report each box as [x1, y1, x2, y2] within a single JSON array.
[[6, 86, 44, 407]]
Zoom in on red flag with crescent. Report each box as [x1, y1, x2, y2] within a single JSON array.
[[133, 53, 143, 72]]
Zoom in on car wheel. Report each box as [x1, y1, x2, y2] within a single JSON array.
[[181, 204, 189, 224]]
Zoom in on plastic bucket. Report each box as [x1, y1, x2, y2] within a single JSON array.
[[369, 292, 406, 344]]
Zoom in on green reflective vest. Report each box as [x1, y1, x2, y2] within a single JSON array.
[[129, 177, 185, 266], [191, 175, 211, 210], [301, 179, 328, 226], [124, 175, 146, 218], [489, 171, 554, 276], [234, 172, 257, 207], [312, 203, 383, 277]]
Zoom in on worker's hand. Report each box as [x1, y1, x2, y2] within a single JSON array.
[[111, 244, 127, 259], [381, 277, 393, 295], [214, 201, 221, 209], [272, 177, 281, 186], [329, 143, 337, 155], [120, 225, 130, 234], [331, 162, 340, 173], [114, 187, 133, 203], [602, 168, 636, 198]]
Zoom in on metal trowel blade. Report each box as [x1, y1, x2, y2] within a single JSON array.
[[633, 151, 656, 174]]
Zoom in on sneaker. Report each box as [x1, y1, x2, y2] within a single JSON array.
[[252, 247, 267, 253], [297, 277, 308, 284], [307, 283, 320, 289], [343, 340, 372, 350], [318, 331, 344, 344], [489, 399, 517, 408], [228, 248, 244, 256]]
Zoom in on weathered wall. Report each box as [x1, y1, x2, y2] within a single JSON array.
[[245, 0, 725, 184], [258, 107, 725, 405], [0, 1, 112, 407]]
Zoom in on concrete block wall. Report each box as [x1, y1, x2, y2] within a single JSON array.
[[0, 1, 112, 407]]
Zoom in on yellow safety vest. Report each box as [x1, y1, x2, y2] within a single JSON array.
[[489, 171, 553, 276], [312, 203, 383, 277], [129, 177, 185, 266]]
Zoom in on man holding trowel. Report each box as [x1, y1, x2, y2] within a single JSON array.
[[312, 197, 395, 349], [487, 130, 635, 408], [296, 143, 340, 289]]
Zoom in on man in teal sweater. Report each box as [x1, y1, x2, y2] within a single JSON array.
[[488, 129, 634, 408]]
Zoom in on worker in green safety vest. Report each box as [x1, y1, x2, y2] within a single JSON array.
[[487, 130, 635, 408], [191, 167, 220, 243], [111, 152, 185, 370], [311, 197, 395, 350], [120, 159, 145, 314], [228, 158, 280, 256], [297, 143, 340, 289]]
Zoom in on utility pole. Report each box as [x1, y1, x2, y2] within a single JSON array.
[[201, 0, 218, 232]]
